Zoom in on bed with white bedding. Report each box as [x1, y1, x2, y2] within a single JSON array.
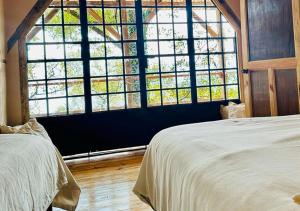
[[0, 120, 80, 211], [134, 115, 300, 211]]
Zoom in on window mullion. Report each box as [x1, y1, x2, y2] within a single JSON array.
[[79, 0, 92, 113], [135, 0, 147, 109], [186, 0, 198, 104]]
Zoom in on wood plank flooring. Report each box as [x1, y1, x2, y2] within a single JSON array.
[[54, 151, 153, 211]]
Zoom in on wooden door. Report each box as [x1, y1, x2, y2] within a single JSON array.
[[241, 0, 300, 117]]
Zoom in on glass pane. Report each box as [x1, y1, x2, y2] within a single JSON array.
[[27, 45, 44, 60], [146, 74, 160, 90], [64, 26, 82, 42], [160, 56, 175, 72], [125, 76, 140, 91], [225, 69, 238, 84], [44, 8, 62, 24], [146, 57, 159, 73], [124, 25, 137, 40], [125, 59, 139, 74], [26, 28, 43, 43], [91, 78, 107, 94], [194, 40, 208, 53], [104, 9, 120, 24], [173, 8, 187, 22], [206, 8, 220, 22], [177, 72, 191, 88], [147, 90, 161, 107], [209, 54, 223, 69], [121, 9, 136, 23], [47, 62, 65, 79], [196, 71, 209, 86], [224, 54, 237, 68], [109, 94, 125, 110], [64, 8, 80, 24], [211, 86, 225, 101], [90, 43, 105, 57], [197, 87, 210, 102], [63, 0, 79, 6], [145, 41, 158, 55], [29, 100, 47, 117], [159, 41, 174, 55], [107, 59, 123, 75], [207, 23, 221, 37], [92, 95, 108, 112], [48, 98, 67, 115], [45, 26, 63, 42], [193, 23, 207, 38], [192, 8, 206, 21], [28, 63, 45, 80], [66, 44, 81, 59], [158, 24, 173, 39], [90, 60, 106, 76], [208, 39, 222, 53], [157, 9, 172, 23], [66, 61, 83, 78], [68, 97, 85, 114], [226, 85, 239, 99], [126, 92, 141, 108], [123, 42, 137, 56], [106, 42, 122, 57], [178, 89, 191, 104], [210, 70, 224, 85], [222, 23, 235, 37], [162, 89, 177, 105], [108, 76, 124, 92], [176, 56, 190, 71], [161, 73, 176, 89], [48, 80, 66, 97], [174, 24, 188, 39], [88, 26, 104, 41], [67, 79, 84, 96], [195, 55, 208, 70], [28, 81, 46, 99], [144, 24, 158, 40], [87, 8, 103, 24], [46, 44, 64, 59], [223, 39, 235, 52], [175, 41, 188, 54]]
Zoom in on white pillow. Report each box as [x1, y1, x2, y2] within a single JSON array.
[[220, 102, 246, 119]]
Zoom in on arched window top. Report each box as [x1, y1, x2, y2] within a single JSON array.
[[25, 0, 239, 117]]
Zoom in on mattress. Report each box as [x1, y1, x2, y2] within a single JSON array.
[[134, 115, 300, 211]]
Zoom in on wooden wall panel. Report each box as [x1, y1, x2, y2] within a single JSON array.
[[250, 71, 271, 117], [0, 0, 5, 61], [247, 0, 295, 61], [275, 69, 299, 116], [0, 62, 6, 124]]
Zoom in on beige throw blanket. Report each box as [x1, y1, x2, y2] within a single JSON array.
[[134, 115, 300, 211], [0, 119, 80, 211]]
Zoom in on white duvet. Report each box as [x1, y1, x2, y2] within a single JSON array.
[[0, 134, 65, 211], [134, 115, 300, 211], [0, 119, 80, 211]]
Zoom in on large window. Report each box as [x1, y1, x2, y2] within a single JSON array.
[[26, 0, 239, 117]]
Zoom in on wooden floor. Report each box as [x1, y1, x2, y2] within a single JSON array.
[[54, 151, 153, 211]]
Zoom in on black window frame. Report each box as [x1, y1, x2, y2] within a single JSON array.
[[25, 0, 240, 118]]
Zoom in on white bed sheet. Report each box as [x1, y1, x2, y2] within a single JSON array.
[[0, 134, 66, 211], [134, 115, 300, 211]]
